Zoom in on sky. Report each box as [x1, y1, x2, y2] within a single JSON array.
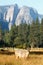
[[0, 0, 43, 14]]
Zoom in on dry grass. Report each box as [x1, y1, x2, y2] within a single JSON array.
[[30, 48, 43, 52], [0, 54, 43, 65], [0, 48, 43, 65]]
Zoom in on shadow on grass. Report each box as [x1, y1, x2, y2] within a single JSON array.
[[30, 52, 43, 55], [0, 49, 15, 55]]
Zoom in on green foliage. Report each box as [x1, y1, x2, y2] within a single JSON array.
[[0, 18, 43, 48], [40, 18, 43, 47], [4, 32, 11, 46], [29, 18, 40, 48], [14, 37, 22, 46], [0, 26, 5, 47]]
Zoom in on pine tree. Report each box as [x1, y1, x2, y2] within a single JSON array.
[[40, 18, 43, 47]]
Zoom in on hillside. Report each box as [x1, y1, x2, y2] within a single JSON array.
[[0, 4, 43, 30]]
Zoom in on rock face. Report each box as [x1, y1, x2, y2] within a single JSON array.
[[0, 4, 43, 30], [15, 6, 38, 25], [0, 4, 19, 30], [5, 4, 19, 30]]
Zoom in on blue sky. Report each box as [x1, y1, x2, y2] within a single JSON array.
[[0, 0, 43, 14]]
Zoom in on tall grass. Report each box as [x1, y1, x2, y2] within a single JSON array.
[[0, 54, 43, 65]]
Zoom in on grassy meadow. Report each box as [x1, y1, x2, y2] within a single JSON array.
[[0, 54, 43, 65], [0, 48, 43, 65]]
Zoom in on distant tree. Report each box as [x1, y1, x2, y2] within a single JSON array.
[[0, 26, 4, 47], [3, 30, 11, 47], [9, 24, 18, 47], [18, 23, 30, 48], [29, 20, 36, 48], [14, 36, 23, 48], [29, 18, 40, 48], [40, 18, 43, 47], [35, 17, 40, 47]]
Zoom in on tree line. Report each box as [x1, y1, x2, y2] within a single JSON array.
[[0, 18, 43, 48]]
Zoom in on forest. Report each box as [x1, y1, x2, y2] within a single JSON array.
[[0, 18, 43, 48]]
